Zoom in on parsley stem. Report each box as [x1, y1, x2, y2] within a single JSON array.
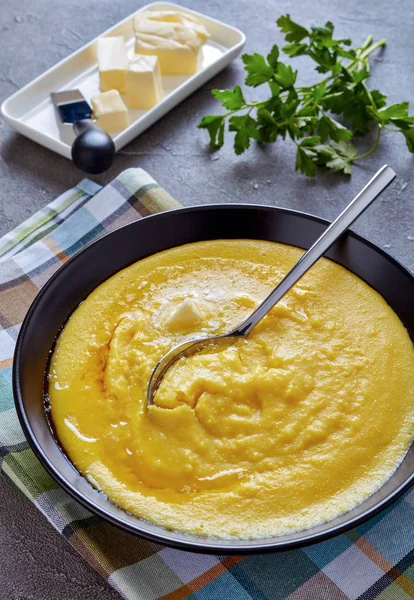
[[221, 100, 267, 119], [344, 38, 386, 74], [300, 97, 315, 111], [359, 38, 386, 61], [298, 75, 332, 91], [360, 35, 373, 51], [352, 126, 382, 161]]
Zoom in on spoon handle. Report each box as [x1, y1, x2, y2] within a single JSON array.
[[71, 119, 115, 174], [234, 164, 396, 336]]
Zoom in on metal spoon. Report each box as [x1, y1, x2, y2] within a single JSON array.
[[147, 164, 396, 407]]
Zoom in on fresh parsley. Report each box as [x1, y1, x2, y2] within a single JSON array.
[[198, 15, 414, 176]]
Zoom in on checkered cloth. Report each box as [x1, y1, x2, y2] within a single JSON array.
[[0, 168, 413, 600]]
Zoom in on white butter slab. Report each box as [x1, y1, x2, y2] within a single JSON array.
[[1, 2, 245, 160]]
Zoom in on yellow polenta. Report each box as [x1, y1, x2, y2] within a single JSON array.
[[49, 240, 414, 539]]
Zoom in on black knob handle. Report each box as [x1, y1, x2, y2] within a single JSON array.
[[71, 119, 115, 174]]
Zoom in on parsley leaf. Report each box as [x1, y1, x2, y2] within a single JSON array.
[[257, 108, 279, 143], [313, 141, 356, 174], [242, 53, 274, 87], [371, 90, 387, 109], [402, 128, 414, 152], [377, 102, 409, 123], [352, 71, 370, 84], [300, 136, 321, 147], [212, 86, 245, 110], [197, 115, 225, 148], [229, 115, 260, 154], [295, 147, 317, 176], [311, 21, 334, 38], [331, 140, 358, 159], [276, 15, 309, 43], [274, 62, 297, 88], [268, 80, 281, 97], [391, 116, 414, 129], [282, 43, 308, 57], [267, 45, 280, 69], [317, 115, 352, 142], [313, 83, 326, 102]]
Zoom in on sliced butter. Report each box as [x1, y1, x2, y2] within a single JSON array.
[[164, 299, 202, 330], [133, 10, 209, 75], [97, 36, 128, 93], [127, 54, 163, 110], [91, 90, 128, 132]]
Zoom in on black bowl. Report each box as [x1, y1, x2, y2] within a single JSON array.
[[13, 204, 414, 553]]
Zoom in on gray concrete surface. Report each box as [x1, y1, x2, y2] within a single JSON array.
[[0, 0, 413, 598]]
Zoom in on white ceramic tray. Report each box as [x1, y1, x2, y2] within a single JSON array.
[[1, 2, 245, 160]]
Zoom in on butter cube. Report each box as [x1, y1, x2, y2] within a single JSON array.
[[126, 55, 163, 109], [133, 11, 209, 75], [91, 90, 128, 132], [97, 36, 128, 93], [165, 299, 202, 330]]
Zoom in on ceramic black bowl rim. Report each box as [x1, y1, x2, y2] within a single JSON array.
[[13, 203, 414, 554]]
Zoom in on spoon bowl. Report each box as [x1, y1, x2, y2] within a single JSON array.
[[147, 333, 242, 406]]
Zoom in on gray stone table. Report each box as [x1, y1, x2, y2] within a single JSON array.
[[0, 0, 413, 597]]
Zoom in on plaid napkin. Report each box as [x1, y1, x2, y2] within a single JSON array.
[[0, 168, 413, 600]]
